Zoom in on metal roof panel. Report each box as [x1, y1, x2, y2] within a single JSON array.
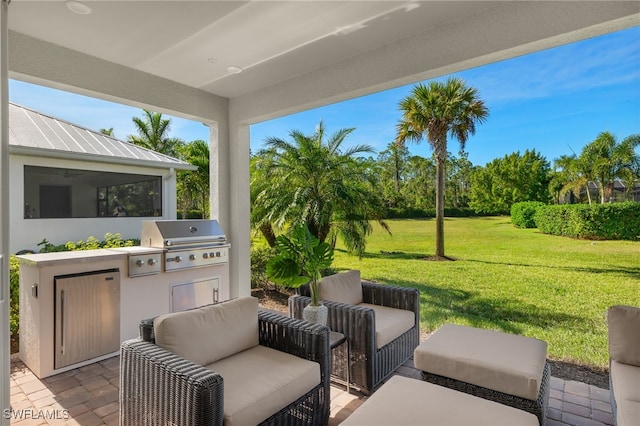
[[8, 102, 194, 170]]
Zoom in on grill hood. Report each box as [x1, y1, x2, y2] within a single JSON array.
[[141, 219, 227, 248]]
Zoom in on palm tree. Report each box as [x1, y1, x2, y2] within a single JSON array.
[[580, 132, 640, 203], [251, 121, 389, 256], [177, 140, 210, 218], [553, 154, 593, 204], [396, 77, 489, 258], [128, 109, 184, 157]]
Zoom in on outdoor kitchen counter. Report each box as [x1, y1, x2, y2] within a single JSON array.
[[16, 248, 125, 266], [17, 244, 229, 379], [17, 249, 128, 379]]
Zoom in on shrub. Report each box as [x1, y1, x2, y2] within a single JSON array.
[[251, 246, 278, 290], [9, 255, 20, 339], [38, 233, 139, 253], [535, 202, 640, 240], [179, 210, 204, 219], [511, 201, 546, 228]]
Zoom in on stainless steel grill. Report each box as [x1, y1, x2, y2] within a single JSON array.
[[141, 219, 230, 272]]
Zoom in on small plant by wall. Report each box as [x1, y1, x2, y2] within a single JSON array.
[[534, 202, 640, 240], [9, 255, 20, 339], [37, 233, 139, 252]]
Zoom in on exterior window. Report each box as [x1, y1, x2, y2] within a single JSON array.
[[24, 166, 162, 219]]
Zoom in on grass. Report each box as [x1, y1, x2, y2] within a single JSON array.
[[329, 216, 639, 369]]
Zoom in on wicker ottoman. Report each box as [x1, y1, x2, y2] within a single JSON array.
[[342, 375, 538, 425], [414, 324, 550, 425]]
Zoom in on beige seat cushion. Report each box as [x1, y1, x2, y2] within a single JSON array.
[[608, 305, 640, 367], [341, 375, 538, 426], [618, 399, 640, 426], [610, 359, 640, 426], [610, 360, 640, 402], [153, 297, 258, 366], [205, 345, 320, 426], [319, 270, 363, 305], [414, 323, 547, 401], [359, 303, 414, 349]]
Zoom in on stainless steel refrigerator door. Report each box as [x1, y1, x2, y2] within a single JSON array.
[[54, 270, 120, 369]]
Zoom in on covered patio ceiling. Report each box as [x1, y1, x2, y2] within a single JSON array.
[[7, 1, 639, 123]]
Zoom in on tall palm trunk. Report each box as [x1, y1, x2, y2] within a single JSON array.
[[435, 157, 445, 257], [260, 222, 277, 247]]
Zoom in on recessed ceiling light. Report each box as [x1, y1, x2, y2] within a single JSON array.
[[66, 0, 92, 15], [227, 66, 243, 74], [208, 58, 218, 64]]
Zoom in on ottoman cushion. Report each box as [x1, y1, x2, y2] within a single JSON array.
[[414, 323, 547, 401], [341, 375, 538, 426]]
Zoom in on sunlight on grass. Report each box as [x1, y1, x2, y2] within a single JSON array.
[[331, 217, 639, 368]]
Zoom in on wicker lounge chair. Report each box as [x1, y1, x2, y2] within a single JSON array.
[[120, 297, 330, 426], [289, 270, 420, 394]]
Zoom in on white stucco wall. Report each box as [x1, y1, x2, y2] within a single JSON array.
[[9, 154, 177, 254]]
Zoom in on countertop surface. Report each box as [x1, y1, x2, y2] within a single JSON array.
[[15, 248, 143, 266]]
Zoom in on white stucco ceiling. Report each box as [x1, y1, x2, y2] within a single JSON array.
[[6, 1, 640, 123], [7, 1, 502, 99]]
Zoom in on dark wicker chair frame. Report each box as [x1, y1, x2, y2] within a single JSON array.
[[289, 280, 420, 395], [120, 309, 331, 426], [421, 362, 551, 426]]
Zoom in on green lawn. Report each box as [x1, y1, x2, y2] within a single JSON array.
[[330, 216, 639, 369]]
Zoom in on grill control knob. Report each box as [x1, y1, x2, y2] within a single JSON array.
[[148, 258, 157, 265], [135, 259, 144, 267], [167, 255, 182, 263], [209, 252, 216, 258], [189, 254, 196, 261], [203, 253, 209, 259], [215, 252, 221, 258]]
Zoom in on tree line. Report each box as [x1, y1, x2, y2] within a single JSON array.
[[251, 77, 638, 259]]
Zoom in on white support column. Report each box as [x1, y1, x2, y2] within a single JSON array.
[[209, 121, 220, 221], [1, 0, 11, 422], [209, 118, 251, 299], [227, 122, 251, 299]]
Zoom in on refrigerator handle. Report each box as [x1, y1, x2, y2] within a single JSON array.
[[0, 254, 4, 303], [60, 289, 65, 355]]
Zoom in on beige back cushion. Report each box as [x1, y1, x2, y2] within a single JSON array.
[[318, 270, 363, 305], [608, 305, 640, 367], [154, 297, 259, 366]]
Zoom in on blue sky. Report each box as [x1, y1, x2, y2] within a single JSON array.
[[9, 26, 640, 167]]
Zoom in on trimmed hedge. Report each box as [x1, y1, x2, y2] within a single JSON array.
[[511, 201, 546, 228], [385, 207, 496, 219], [534, 202, 640, 240]]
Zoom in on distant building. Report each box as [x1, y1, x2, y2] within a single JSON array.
[[8, 102, 196, 253], [560, 180, 640, 204]]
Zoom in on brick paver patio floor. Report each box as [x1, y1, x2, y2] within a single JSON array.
[[8, 352, 613, 426]]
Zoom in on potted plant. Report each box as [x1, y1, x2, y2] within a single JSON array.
[[266, 223, 334, 325]]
